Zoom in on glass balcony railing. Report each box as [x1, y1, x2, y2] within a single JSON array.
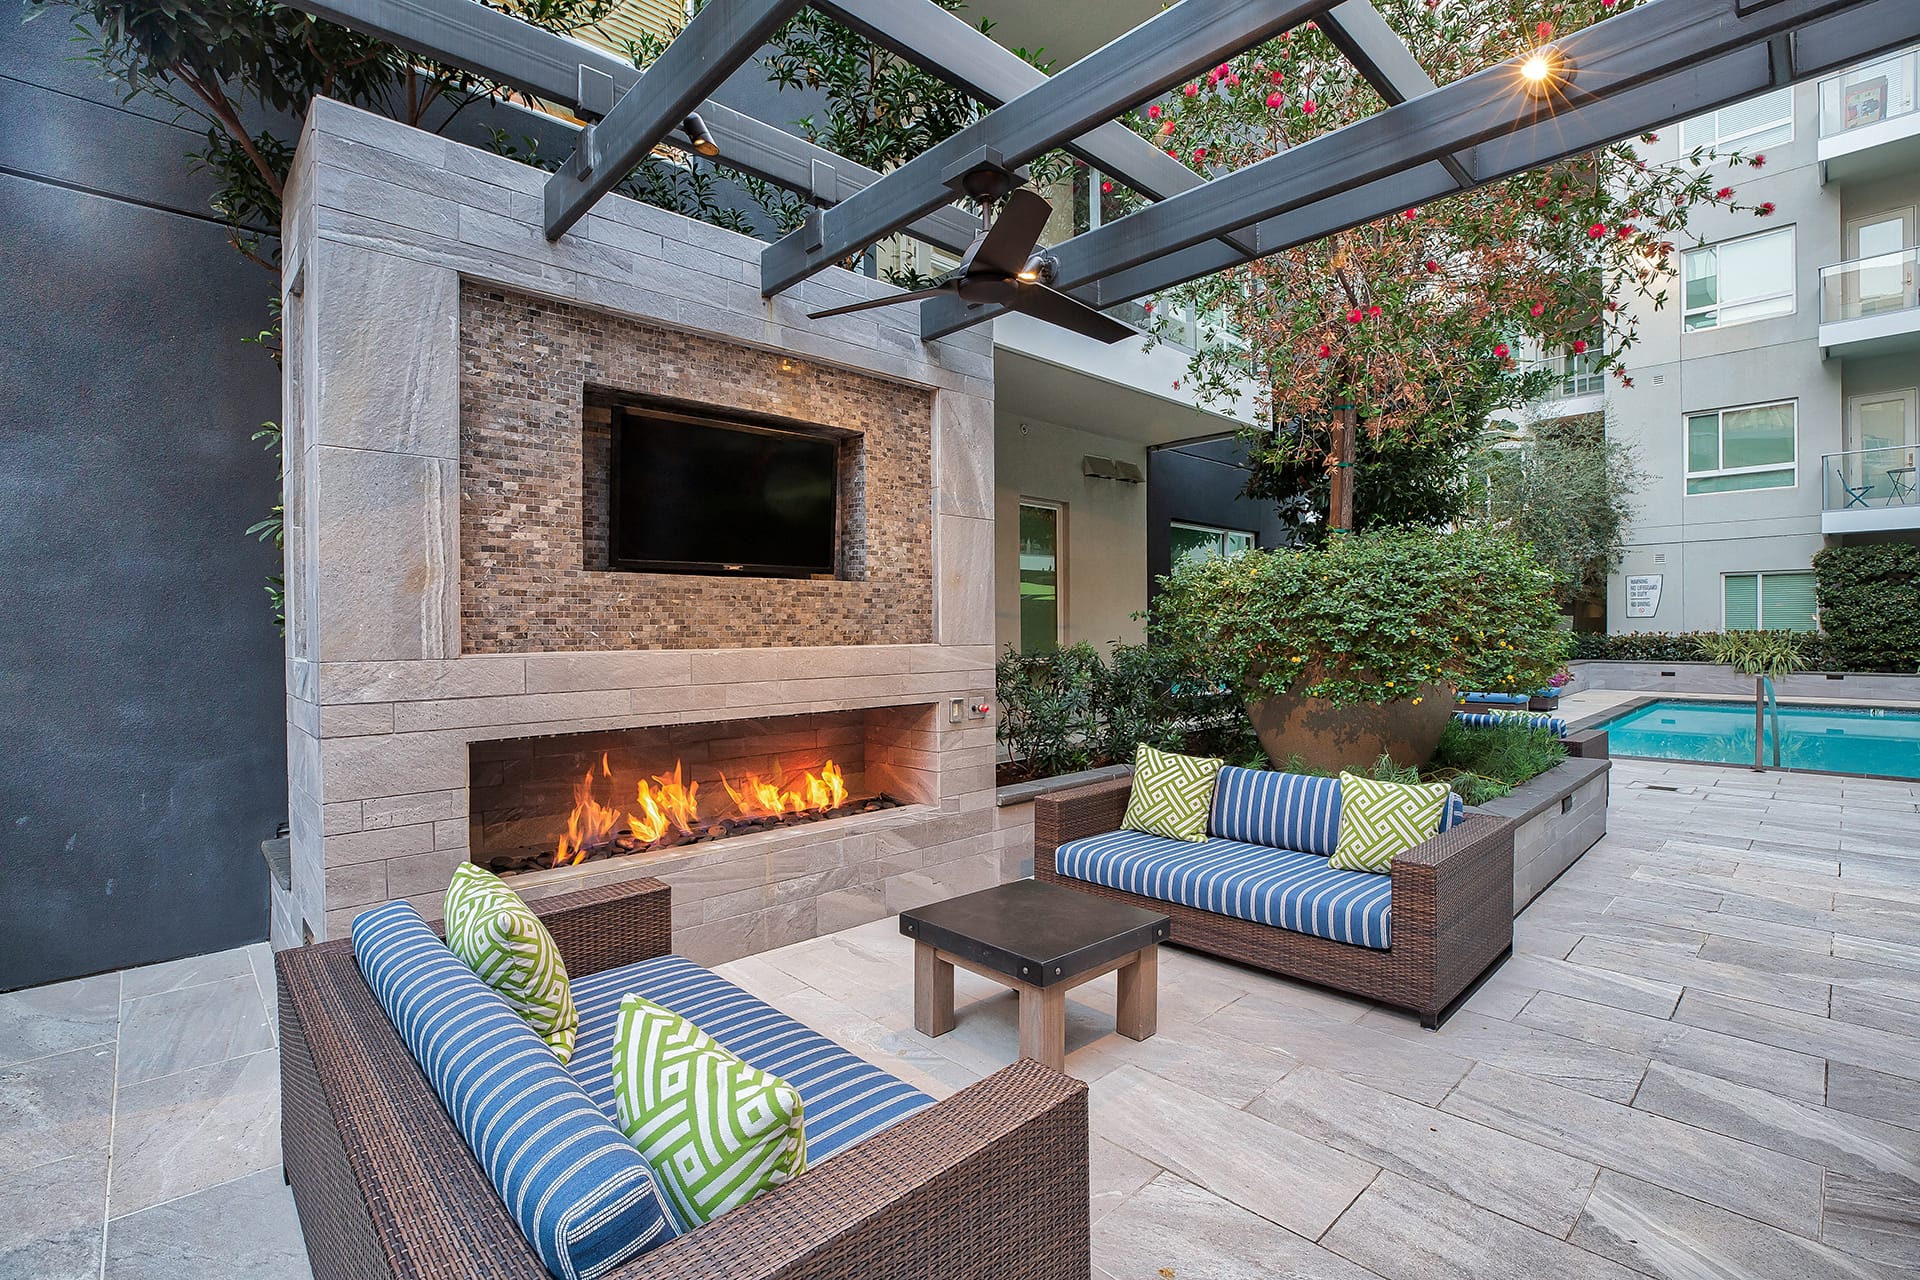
[[1819, 48, 1920, 138], [1823, 443, 1920, 512], [1820, 248, 1920, 324]]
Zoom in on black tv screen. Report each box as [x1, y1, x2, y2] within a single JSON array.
[[608, 407, 838, 577]]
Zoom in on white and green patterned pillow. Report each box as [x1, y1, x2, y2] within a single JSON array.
[[443, 863, 578, 1063], [611, 995, 806, 1230], [1121, 743, 1223, 843], [1328, 772, 1453, 873]]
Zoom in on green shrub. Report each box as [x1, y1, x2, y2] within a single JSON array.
[[1813, 544, 1920, 673], [1427, 719, 1567, 803], [1697, 630, 1810, 679], [995, 642, 1260, 782], [1571, 630, 1841, 669], [1149, 527, 1572, 708]]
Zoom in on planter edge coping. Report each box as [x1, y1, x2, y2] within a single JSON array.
[[1464, 754, 1610, 827]]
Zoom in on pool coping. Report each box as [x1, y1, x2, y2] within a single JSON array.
[[1569, 695, 1920, 785]]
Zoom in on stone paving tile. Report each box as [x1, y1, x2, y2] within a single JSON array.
[[1829, 1063, 1920, 1134], [1355, 1005, 1650, 1103], [1089, 1136, 1159, 1227], [1439, 949, 1682, 1021], [1571, 1171, 1888, 1280], [1831, 986, 1920, 1038], [1696, 935, 1920, 1004], [0, 1043, 115, 1174], [1604, 892, 1837, 954], [1565, 934, 1833, 1015], [1835, 932, 1920, 971], [103, 1169, 308, 1280], [0, 974, 118, 1068], [115, 976, 275, 1087], [1676, 989, 1920, 1082], [120, 949, 254, 1001], [1200, 993, 1470, 1106], [1822, 1171, 1920, 1271], [1320, 1171, 1639, 1280], [1093, 1173, 1383, 1280], [0, 1152, 106, 1280], [1442, 1062, 1827, 1238], [1246, 1065, 1601, 1237], [109, 1049, 282, 1216]]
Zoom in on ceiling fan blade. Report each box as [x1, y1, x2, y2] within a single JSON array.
[[968, 188, 1053, 277], [807, 284, 957, 320], [1008, 283, 1137, 344]]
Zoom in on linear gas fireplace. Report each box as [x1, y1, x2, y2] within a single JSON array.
[[470, 708, 934, 879]]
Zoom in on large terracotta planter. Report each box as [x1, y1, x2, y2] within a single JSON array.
[[1245, 683, 1456, 773]]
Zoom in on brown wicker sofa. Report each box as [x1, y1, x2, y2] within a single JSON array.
[[277, 877, 1090, 1280], [1033, 772, 1513, 1028]]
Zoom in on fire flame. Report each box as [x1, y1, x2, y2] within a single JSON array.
[[553, 757, 848, 867]]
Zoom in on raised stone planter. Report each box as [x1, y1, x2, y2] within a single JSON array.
[[1468, 754, 1610, 914], [1569, 661, 1920, 702]]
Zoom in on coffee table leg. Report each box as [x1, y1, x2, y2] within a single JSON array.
[[1115, 945, 1158, 1042], [913, 942, 955, 1038], [1017, 983, 1067, 1072]]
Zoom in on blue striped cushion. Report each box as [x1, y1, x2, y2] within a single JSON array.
[[568, 955, 933, 1165], [1453, 710, 1568, 737], [1057, 828, 1395, 948], [352, 902, 676, 1280], [1208, 767, 1464, 853]]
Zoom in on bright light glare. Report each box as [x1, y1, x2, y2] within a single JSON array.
[[1521, 51, 1553, 84]]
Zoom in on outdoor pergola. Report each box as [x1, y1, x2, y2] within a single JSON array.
[[295, 0, 1920, 342]]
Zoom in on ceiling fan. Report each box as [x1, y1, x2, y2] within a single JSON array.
[[806, 173, 1134, 344]]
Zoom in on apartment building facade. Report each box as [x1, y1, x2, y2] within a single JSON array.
[[1580, 50, 1920, 634]]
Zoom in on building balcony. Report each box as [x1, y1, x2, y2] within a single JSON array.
[[1818, 47, 1920, 182], [1821, 443, 1920, 534], [1818, 247, 1920, 356]]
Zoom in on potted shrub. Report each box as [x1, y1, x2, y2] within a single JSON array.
[[1697, 630, 1810, 770], [1151, 528, 1571, 772]]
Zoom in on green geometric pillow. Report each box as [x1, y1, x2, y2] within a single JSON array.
[[443, 862, 578, 1063], [611, 995, 806, 1230], [1121, 743, 1223, 843], [1328, 772, 1453, 873]]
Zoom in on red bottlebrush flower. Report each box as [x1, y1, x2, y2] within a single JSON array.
[[1494, 343, 1511, 359], [1715, 186, 1734, 200], [1224, 74, 1240, 88], [1617, 223, 1636, 239], [1215, 62, 1230, 78], [1639, 132, 1659, 145], [1148, 104, 1162, 120], [1587, 222, 1607, 239], [1550, 213, 1562, 223], [1401, 208, 1418, 220], [1530, 303, 1545, 317], [1317, 344, 1332, 358], [1267, 92, 1285, 109], [1100, 180, 1113, 194], [1758, 201, 1776, 216], [1167, 148, 1178, 158], [1606, 300, 1619, 312], [1159, 121, 1176, 136], [1143, 302, 1154, 314], [1172, 379, 1181, 390], [1535, 196, 1549, 207], [1183, 83, 1199, 97], [1622, 377, 1635, 389], [1572, 339, 1589, 354], [1602, 0, 1617, 7], [1367, 304, 1382, 319], [1536, 21, 1554, 41], [1302, 99, 1317, 115], [1347, 308, 1364, 323], [1193, 146, 1207, 162], [1425, 259, 1440, 273], [1270, 69, 1284, 83], [1750, 153, 1766, 168], [1205, 70, 1219, 86]]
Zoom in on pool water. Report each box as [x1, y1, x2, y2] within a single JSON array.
[[1600, 699, 1920, 780]]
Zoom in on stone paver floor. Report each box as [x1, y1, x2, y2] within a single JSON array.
[[6, 712, 1918, 1278]]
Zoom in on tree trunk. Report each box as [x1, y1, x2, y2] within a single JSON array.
[[1329, 400, 1357, 534]]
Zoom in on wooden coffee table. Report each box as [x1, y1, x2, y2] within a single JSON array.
[[899, 879, 1170, 1072]]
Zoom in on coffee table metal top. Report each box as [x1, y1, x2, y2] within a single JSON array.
[[898, 879, 1170, 988]]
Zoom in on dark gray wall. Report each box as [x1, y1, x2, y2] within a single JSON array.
[[1, 18, 287, 990], [1146, 434, 1288, 594]]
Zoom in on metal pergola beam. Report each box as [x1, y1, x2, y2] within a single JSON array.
[[542, 0, 806, 240], [282, 0, 981, 255], [1318, 1, 1473, 187], [918, 0, 1895, 338], [813, 0, 1258, 258], [759, 0, 1327, 297]]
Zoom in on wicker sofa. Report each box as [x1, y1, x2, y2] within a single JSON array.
[[1033, 767, 1513, 1028], [277, 877, 1090, 1280]]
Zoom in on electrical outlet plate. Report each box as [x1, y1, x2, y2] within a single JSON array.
[[948, 698, 965, 724]]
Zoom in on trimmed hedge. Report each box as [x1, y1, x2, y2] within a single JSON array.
[[1813, 544, 1920, 674], [1569, 630, 1834, 665]]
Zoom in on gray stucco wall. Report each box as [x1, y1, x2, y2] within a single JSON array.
[[1, 20, 287, 989]]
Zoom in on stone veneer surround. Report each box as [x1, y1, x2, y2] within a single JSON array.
[[461, 288, 935, 652], [274, 100, 1010, 963]]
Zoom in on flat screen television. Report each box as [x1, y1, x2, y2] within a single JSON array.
[[607, 405, 839, 577]]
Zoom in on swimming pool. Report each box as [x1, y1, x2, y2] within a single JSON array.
[[1598, 699, 1920, 780]]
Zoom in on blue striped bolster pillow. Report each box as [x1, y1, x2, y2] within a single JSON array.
[[1209, 766, 1465, 853], [352, 901, 677, 1280]]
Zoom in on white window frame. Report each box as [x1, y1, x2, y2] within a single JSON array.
[[1721, 570, 1818, 631], [1683, 87, 1795, 151], [1170, 520, 1257, 563], [1685, 399, 1799, 495], [1683, 227, 1797, 332]]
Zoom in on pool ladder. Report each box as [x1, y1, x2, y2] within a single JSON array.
[[1754, 676, 1783, 771]]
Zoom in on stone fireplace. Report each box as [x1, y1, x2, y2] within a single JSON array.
[[272, 100, 1011, 964]]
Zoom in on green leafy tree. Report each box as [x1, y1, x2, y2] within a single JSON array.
[[1474, 410, 1647, 611], [1124, 0, 1770, 528]]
